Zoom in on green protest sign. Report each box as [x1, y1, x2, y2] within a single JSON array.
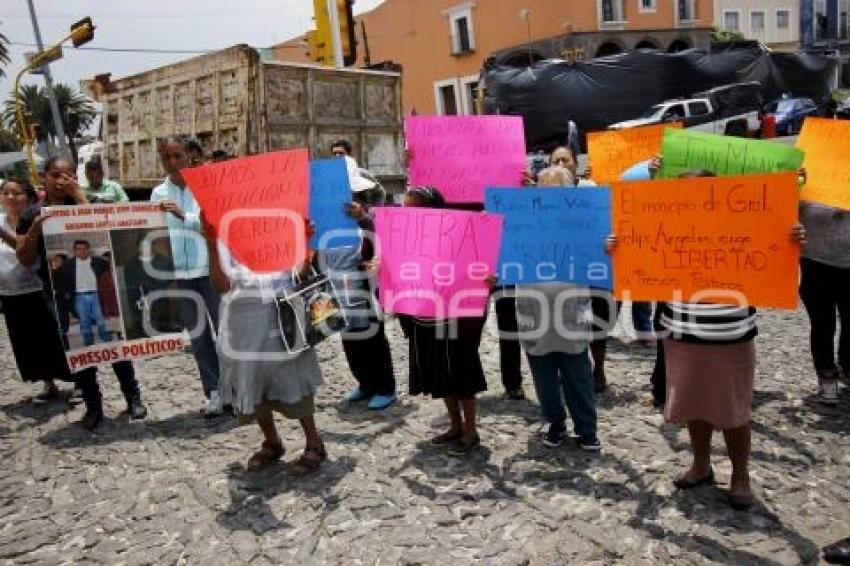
[[658, 128, 804, 179]]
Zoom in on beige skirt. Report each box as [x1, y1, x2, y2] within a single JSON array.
[[664, 339, 756, 430]]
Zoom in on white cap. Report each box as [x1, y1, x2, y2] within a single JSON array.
[[344, 156, 377, 193]]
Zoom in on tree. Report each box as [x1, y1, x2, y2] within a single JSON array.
[[0, 31, 10, 79], [711, 27, 746, 43], [2, 82, 96, 162]]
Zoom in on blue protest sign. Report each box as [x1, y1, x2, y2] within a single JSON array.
[[309, 159, 360, 249], [484, 187, 612, 288]]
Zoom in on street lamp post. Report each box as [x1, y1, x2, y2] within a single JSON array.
[[26, 0, 68, 158], [12, 17, 95, 184]]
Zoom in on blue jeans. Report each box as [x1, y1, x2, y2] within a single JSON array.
[[527, 350, 597, 440], [177, 277, 221, 396], [74, 291, 111, 346]]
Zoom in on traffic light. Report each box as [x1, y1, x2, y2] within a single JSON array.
[[70, 17, 95, 48], [336, 0, 357, 66]]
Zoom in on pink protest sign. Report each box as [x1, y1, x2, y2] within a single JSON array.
[[375, 207, 504, 318], [405, 115, 527, 203]]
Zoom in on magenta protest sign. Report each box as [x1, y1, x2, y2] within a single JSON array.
[[375, 207, 504, 317], [405, 115, 527, 203]]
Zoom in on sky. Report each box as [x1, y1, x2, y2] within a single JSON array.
[[0, 0, 385, 99]]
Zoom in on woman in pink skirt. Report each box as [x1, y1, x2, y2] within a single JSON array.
[[608, 169, 806, 510]]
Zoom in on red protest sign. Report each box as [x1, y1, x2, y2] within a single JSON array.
[[182, 149, 310, 273]]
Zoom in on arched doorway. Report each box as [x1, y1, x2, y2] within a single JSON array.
[[668, 39, 691, 52], [595, 42, 623, 57], [635, 39, 660, 50]]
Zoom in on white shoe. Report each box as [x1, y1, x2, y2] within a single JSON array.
[[204, 391, 224, 416]]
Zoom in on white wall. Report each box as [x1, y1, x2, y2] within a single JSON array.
[[714, 0, 799, 44]]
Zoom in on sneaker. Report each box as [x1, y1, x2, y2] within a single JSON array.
[[818, 377, 840, 406], [32, 384, 62, 405], [541, 423, 566, 448], [204, 390, 224, 416], [344, 387, 370, 403], [579, 436, 602, 452], [80, 409, 104, 431], [127, 397, 148, 420], [368, 393, 397, 410]]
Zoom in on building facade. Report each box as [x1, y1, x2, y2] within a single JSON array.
[[714, 0, 800, 47], [274, 0, 713, 115]]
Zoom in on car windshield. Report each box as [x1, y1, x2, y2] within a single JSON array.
[[775, 100, 799, 113], [639, 105, 664, 119]]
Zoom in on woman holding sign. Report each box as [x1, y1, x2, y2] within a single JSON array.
[[396, 186, 489, 457], [204, 217, 327, 471], [607, 170, 807, 511]]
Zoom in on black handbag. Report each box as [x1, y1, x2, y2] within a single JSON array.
[[275, 270, 347, 353]]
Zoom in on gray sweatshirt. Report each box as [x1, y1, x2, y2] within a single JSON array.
[[515, 283, 593, 356], [800, 202, 850, 269]]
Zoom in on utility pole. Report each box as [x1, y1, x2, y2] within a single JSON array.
[[25, 0, 69, 158]]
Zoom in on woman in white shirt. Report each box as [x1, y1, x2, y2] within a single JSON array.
[[0, 179, 71, 401]]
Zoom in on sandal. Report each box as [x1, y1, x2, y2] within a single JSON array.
[[430, 430, 463, 445], [246, 440, 285, 470], [297, 442, 327, 471], [672, 468, 715, 489]]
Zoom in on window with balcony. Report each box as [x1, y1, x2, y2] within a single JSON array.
[[447, 4, 476, 55], [724, 10, 740, 31], [601, 0, 626, 23], [677, 0, 696, 21], [751, 10, 765, 33], [776, 9, 790, 30]]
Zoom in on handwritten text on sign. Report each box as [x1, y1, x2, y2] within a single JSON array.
[[405, 116, 526, 203], [485, 187, 612, 288], [796, 117, 850, 211], [587, 123, 681, 184], [612, 173, 800, 309], [309, 158, 359, 249], [657, 128, 804, 179], [182, 149, 309, 273], [375, 207, 504, 317]]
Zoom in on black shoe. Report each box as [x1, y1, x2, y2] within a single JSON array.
[[447, 435, 481, 456], [80, 410, 104, 431], [541, 423, 566, 448], [823, 537, 850, 565], [505, 388, 526, 401], [127, 397, 148, 420], [594, 373, 608, 393]]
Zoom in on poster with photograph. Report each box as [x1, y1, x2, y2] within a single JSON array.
[[42, 203, 186, 371]]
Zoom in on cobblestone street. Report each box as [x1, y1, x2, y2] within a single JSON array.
[[1, 308, 848, 565]]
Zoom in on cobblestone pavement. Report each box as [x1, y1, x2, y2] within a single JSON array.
[[1, 308, 849, 565]]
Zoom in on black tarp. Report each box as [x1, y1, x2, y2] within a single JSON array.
[[481, 45, 838, 151]]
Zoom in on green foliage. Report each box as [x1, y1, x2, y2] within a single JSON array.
[[711, 27, 746, 43]]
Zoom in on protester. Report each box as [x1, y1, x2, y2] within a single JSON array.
[[150, 136, 223, 415], [396, 186, 489, 456], [0, 178, 70, 402], [81, 156, 129, 204], [186, 138, 206, 166], [331, 158, 397, 410], [330, 139, 353, 159], [548, 145, 617, 392], [518, 166, 600, 450], [204, 215, 326, 471], [18, 157, 147, 430], [798, 195, 850, 405], [607, 169, 807, 510]]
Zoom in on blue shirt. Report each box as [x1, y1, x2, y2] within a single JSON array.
[[149, 177, 208, 279]]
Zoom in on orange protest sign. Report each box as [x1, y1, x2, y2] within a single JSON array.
[[612, 173, 800, 309], [796, 117, 850, 211], [182, 149, 310, 273], [587, 123, 682, 184]]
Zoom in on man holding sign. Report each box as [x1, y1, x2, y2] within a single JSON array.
[[151, 136, 223, 416]]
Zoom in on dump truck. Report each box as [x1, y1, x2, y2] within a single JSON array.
[[83, 44, 404, 193]]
